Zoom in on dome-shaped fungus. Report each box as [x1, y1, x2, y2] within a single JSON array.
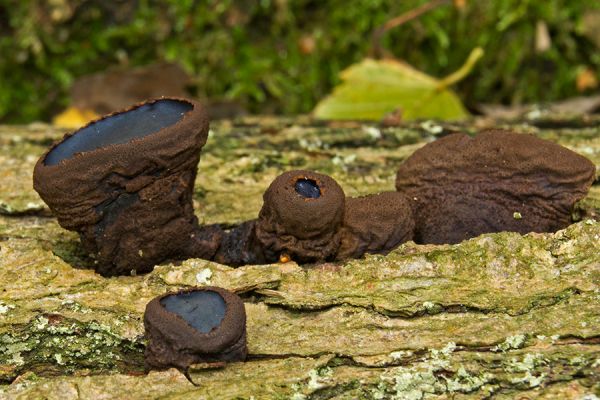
[[144, 286, 247, 371], [337, 191, 414, 260], [395, 130, 597, 244], [33, 98, 221, 276]]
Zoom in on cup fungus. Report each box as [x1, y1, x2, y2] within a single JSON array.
[[33, 98, 222, 276], [254, 170, 346, 263], [144, 286, 247, 371], [213, 170, 415, 265], [395, 130, 597, 244]]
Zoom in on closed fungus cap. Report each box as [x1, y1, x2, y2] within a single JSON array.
[[337, 191, 415, 260], [144, 287, 247, 359], [259, 170, 345, 240], [395, 130, 596, 244], [33, 97, 209, 230]]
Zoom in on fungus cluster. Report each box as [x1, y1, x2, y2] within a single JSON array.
[[32, 98, 596, 371], [209, 170, 414, 265], [206, 134, 594, 265], [33, 98, 596, 275]]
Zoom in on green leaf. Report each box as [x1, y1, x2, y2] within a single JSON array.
[[313, 48, 483, 121]]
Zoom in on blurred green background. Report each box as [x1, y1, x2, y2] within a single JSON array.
[[1, 0, 599, 123]]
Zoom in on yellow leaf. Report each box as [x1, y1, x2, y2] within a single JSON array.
[[52, 107, 99, 129], [576, 67, 598, 92], [314, 48, 483, 121]]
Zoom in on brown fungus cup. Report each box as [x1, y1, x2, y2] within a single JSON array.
[[144, 286, 247, 371], [395, 130, 596, 244], [255, 170, 346, 263], [33, 98, 221, 276]]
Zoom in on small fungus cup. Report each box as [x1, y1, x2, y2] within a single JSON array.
[[255, 170, 346, 263], [144, 286, 247, 371], [33, 98, 219, 276]]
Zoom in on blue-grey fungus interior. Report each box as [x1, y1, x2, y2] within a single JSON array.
[[295, 178, 321, 199], [160, 290, 227, 333], [44, 99, 193, 166]]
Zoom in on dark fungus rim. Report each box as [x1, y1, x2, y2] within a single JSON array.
[[36, 97, 207, 170], [144, 286, 246, 354], [272, 170, 343, 208]]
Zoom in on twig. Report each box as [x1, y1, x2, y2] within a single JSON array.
[[370, 0, 451, 59]]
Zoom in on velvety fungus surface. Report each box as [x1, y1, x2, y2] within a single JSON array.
[[395, 130, 596, 244], [255, 170, 346, 263], [33, 97, 217, 276], [337, 191, 415, 260]]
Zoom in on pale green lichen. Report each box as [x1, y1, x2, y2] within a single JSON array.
[[370, 342, 492, 399], [0, 315, 145, 379], [510, 371, 546, 388], [307, 366, 333, 390], [34, 316, 48, 331], [0, 303, 15, 315], [444, 366, 492, 393], [505, 353, 547, 373], [60, 300, 92, 314], [420, 120, 444, 134], [389, 350, 414, 361], [332, 153, 357, 171], [195, 268, 213, 284], [390, 369, 441, 400], [580, 395, 600, 400], [491, 334, 527, 352], [363, 126, 382, 140]]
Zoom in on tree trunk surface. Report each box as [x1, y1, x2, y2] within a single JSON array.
[[0, 116, 599, 399]]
